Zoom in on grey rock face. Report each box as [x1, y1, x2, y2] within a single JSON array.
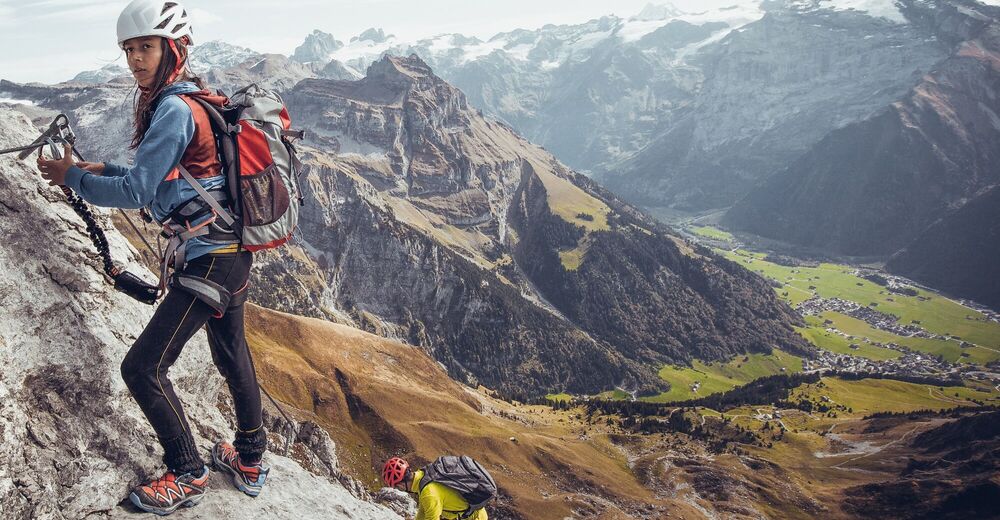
[[70, 64, 130, 84], [354, 28, 393, 44], [0, 109, 398, 519], [726, 0, 1000, 256], [602, 3, 949, 210], [202, 54, 320, 94], [293, 30, 345, 64], [375, 488, 417, 517], [249, 55, 806, 396]]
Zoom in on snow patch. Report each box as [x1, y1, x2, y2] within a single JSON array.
[[329, 35, 400, 66], [619, 19, 675, 43], [819, 0, 909, 24], [0, 97, 35, 106], [633, 3, 686, 21]]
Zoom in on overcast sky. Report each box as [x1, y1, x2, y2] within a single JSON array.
[[0, 0, 727, 84]]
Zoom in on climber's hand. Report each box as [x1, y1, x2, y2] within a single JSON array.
[[36, 143, 74, 186], [75, 161, 106, 175]]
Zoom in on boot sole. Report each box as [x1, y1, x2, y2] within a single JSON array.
[[129, 492, 203, 516]]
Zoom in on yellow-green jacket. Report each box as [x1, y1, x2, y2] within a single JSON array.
[[410, 470, 488, 520]]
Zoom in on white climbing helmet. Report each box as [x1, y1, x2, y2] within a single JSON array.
[[117, 0, 195, 47]]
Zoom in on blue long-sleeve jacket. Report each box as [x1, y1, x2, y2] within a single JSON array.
[[64, 81, 234, 261]]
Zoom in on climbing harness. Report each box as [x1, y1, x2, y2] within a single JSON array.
[[1, 114, 160, 304]]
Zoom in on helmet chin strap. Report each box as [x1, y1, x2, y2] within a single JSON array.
[[166, 38, 187, 83]]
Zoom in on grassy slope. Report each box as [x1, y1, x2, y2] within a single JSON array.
[[798, 317, 902, 361], [644, 351, 804, 402], [696, 377, 1000, 516], [531, 161, 612, 270], [789, 377, 999, 415], [689, 225, 734, 241], [244, 304, 682, 519]]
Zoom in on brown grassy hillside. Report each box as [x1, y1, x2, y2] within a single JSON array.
[[244, 304, 704, 519]]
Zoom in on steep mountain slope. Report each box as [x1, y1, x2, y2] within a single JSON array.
[[727, 0, 1000, 256], [261, 54, 808, 397], [841, 411, 1000, 519], [0, 109, 397, 519], [886, 185, 1000, 309], [604, 0, 949, 210]]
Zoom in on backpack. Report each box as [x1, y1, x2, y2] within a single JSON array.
[[154, 84, 306, 316], [179, 84, 305, 252], [419, 456, 497, 519]]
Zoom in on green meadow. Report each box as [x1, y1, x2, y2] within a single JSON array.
[[797, 317, 902, 361], [722, 250, 1000, 355], [644, 351, 804, 402], [689, 225, 734, 241]]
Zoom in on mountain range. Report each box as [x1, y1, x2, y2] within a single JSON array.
[[2, 2, 1000, 517], [246, 0, 998, 309]]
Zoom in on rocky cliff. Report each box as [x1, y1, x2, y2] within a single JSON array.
[[0, 109, 399, 519], [886, 184, 1000, 309], [262, 54, 808, 397], [726, 0, 1000, 256], [606, 1, 949, 210]]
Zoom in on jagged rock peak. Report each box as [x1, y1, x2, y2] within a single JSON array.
[[353, 27, 394, 43], [293, 29, 345, 63], [366, 54, 435, 81]]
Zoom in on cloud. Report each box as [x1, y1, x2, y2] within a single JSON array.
[[189, 7, 222, 26]]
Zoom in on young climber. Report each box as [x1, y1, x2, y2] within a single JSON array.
[[383, 457, 492, 520], [36, 0, 268, 514]]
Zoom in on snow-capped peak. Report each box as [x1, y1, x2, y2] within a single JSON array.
[[790, 0, 909, 24], [189, 40, 261, 73], [632, 2, 686, 21], [327, 28, 400, 69]]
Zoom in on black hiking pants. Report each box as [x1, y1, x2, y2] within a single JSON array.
[[121, 249, 267, 474]]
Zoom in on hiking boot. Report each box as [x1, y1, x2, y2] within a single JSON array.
[[128, 466, 209, 516], [212, 441, 269, 497]]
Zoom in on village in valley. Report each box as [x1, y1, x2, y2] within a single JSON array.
[[680, 225, 1000, 392]]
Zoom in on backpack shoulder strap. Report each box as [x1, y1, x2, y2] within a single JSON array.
[[177, 165, 236, 227], [179, 92, 241, 135], [178, 91, 245, 218]]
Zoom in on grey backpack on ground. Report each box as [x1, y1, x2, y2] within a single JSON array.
[[419, 455, 498, 518]]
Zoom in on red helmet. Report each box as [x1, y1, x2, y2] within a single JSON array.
[[382, 457, 410, 487]]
